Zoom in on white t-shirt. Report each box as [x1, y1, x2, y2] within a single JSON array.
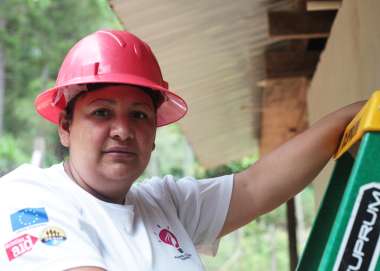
[[0, 163, 233, 271]]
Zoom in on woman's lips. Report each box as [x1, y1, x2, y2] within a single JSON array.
[[102, 147, 137, 159]]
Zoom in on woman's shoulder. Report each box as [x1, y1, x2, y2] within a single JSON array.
[[129, 174, 224, 202], [0, 163, 65, 196], [1, 162, 62, 179], [2, 163, 41, 175], [1, 164, 43, 184], [0, 163, 83, 217], [132, 174, 232, 193]]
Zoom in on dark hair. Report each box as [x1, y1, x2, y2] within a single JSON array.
[[64, 83, 164, 121]]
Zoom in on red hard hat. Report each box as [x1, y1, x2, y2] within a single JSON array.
[[35, 30, 187, 127]]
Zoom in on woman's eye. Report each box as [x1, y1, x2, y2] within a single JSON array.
[[132, 111, 148, 119], [92, 108, 111, 118]]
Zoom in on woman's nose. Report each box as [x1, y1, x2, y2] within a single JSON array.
[[110, 118, 134, 141]]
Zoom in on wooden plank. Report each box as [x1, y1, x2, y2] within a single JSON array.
[[265, 49, 320, 78], [260, 77, 310, 269], [268, 11, 337, 40], [307, 1, 341, 11], [259, 77, 309, 155], [308, 0, 341, 1]]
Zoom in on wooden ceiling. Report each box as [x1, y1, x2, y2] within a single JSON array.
[[108, 0, 339, 168]]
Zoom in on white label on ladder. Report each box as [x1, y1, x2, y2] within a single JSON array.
[[333, 183, 380, 271]]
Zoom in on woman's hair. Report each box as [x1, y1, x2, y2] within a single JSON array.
[[64, 83, 164, 121]]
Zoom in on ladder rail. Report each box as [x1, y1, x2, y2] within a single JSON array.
[[296, 153, 354, 270], [297, 90, 380, 270]]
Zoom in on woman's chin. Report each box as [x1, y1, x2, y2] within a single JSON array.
[[101, 163, 141, 183], [101, 157, 147, 179]]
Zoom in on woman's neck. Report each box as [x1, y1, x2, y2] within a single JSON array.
[[63, 160, 126, 204]]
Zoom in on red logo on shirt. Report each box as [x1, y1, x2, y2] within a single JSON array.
[[158, 228, 184, 253], [5, 233, 38, 261], [154, 225, 192, 260]]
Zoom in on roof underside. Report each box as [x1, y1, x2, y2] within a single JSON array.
[[109, 0, 293, 168]]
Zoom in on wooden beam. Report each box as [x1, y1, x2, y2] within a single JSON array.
[[307, 1, 341, 11], [260, 77, 309, 155], [260, 77, 310, 269], [265, 50, 320, 79], [268, 11, 337, 40]]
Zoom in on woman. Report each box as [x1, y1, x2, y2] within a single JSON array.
[[0, 30, 363, 270]]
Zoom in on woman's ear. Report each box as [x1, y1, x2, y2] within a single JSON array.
[[58, 112, 71, 147]]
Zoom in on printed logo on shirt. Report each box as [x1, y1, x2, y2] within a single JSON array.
[[10, 208, 49, 231], [40, 226, 67, 246], [154, 224, 192, 261], [5, 233, 38, 261]]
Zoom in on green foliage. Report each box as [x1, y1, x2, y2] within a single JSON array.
[[198, 154, 258, 178], [202, 208, 290, 271], [142, 124, 197, 179], [203, 189, 316, 271], [0, 0, 121, 161], [298, 186, 316, 228], [197, 149, 315, 270], [0, 134, 29, 175]]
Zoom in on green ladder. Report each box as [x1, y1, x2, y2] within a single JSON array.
[[296, 91, 380, 271]]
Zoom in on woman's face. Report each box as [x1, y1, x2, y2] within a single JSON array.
[[58, 85, 156, 201]]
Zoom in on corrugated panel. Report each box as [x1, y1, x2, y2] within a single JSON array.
[[109, 0, 292, 168]]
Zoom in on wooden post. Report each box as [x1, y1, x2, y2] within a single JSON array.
[[260, 77, 309, 270], [287, 198, 298, 270], [264, 3, 333, 269]]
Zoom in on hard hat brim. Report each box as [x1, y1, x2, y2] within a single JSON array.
[[35, 74, 188, 127]]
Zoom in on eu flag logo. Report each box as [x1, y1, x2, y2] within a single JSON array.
[[10, 208, 49, 231]]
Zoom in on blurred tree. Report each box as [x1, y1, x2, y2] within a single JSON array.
[[145, 125, 197, 178], [0, 134, 28, 175], [0, 0, 120, 166], [0, 18, 4, 135]]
